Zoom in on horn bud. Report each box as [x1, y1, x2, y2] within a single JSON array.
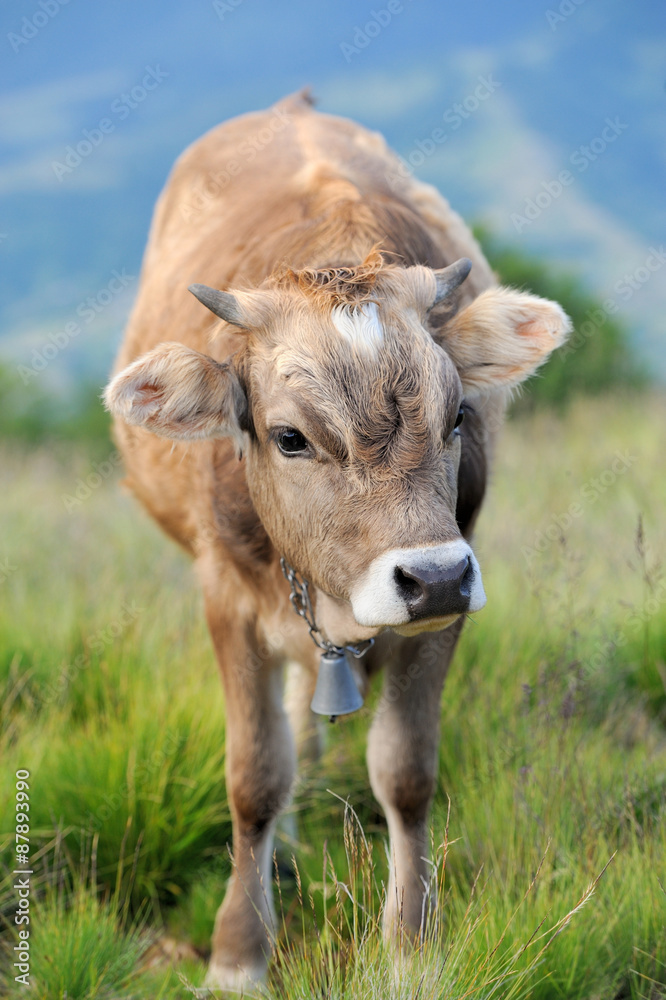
[[432, 257, 472, 306], [189, 283, 248, 328]]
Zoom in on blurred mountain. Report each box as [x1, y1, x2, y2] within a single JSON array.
[[1, 0, 664, 393]]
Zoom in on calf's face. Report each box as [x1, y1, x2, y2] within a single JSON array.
[[105, 260, 570, 644]]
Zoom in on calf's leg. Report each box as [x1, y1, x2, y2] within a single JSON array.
[[283, 658, 321, 765], [366, 619, 463, 939], [201, 578, 296, 990]]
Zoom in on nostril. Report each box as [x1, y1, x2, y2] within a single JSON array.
[[394, 565, 424, 602], [459, 556, 474, 597], [394, 554, 475, 619]]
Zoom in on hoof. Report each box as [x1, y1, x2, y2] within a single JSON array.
[[203, 958, 266, 994]]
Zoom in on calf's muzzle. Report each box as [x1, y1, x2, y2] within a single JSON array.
[[350, 539, 486, 630]]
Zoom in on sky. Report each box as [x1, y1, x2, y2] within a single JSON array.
[[1, 0, 665, 393]]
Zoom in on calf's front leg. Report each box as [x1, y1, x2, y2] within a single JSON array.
[[201, 575, 296, 990], [366, 619, 463, 940]]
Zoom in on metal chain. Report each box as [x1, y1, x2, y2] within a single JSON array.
[[280, 558, 374, 659]]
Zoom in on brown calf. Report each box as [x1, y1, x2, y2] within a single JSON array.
[[105, 90, 569, 989]]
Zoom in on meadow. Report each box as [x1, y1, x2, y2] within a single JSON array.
[[1, 391, 665, 999]]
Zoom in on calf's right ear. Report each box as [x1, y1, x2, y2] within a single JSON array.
[[104, 342, 247, 449]]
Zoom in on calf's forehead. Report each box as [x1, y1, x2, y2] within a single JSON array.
[[248, 305, 463, 456]]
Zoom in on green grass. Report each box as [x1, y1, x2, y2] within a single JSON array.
[[1, 392, 665, 998], [9, 876, 148, 999]]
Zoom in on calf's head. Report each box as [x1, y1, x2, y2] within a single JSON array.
[[105, 255, 569, 644]]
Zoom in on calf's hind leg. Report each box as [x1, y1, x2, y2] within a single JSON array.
[[201, 574, 296, 990]]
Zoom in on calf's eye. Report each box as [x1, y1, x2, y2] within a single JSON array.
[[449, 406, 465, 440], [276, 428, 309, 455]]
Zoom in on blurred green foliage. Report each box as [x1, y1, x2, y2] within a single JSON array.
[[475, 227, 648, 411], [0, 364, 111, 454]]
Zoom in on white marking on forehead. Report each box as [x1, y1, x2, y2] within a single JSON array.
[[331, 302, 384, 354]]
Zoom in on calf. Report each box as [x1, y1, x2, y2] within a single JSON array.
[[105, 90, 569, 989]]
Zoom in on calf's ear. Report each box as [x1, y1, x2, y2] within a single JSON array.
[[104, 342, 247, 448], [438, 287, 571, 394]]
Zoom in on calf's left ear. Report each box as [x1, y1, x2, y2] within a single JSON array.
[[104, 342, 246, 447], [437, 287, 571, 394]]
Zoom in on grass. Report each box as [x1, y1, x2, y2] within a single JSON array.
[[12, 870, 147, 999], [1, 391, 665, 998]]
